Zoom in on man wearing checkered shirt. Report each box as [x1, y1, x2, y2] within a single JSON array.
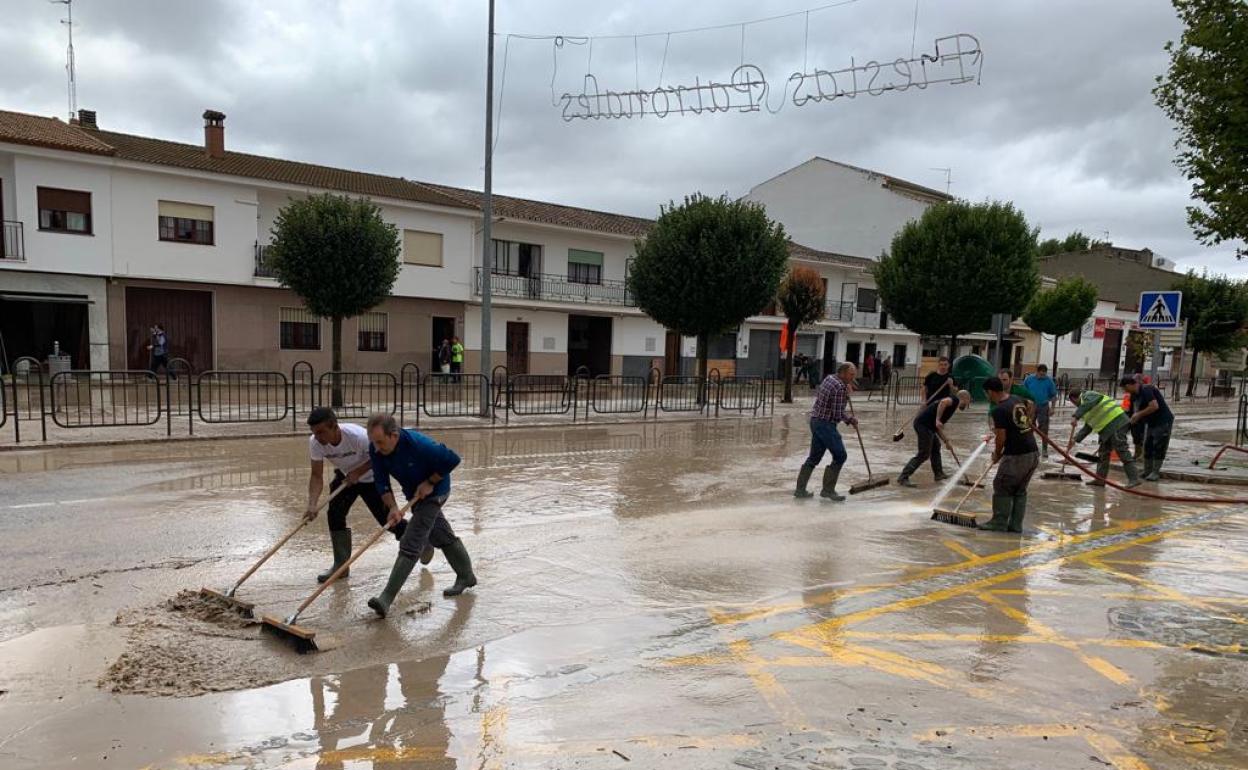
[[794, 362, 859, 502]]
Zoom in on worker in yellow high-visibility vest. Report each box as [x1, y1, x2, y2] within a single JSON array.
[[1067, 389, 1141, 488]]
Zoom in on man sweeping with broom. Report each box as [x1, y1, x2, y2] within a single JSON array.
[[366, 414, 477, 617], [897, 389, 972, 487], [979, 376, 1040, 532], [793, 362, 859, 502]]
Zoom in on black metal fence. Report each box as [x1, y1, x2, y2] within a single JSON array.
[[2, 360, 779, 442], [1238, 394, 1247, 448]]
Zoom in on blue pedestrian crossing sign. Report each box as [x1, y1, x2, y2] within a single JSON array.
[[1138, 291, 1182, 329]]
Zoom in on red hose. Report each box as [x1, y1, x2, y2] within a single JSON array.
[[1032, 426, 1248, 505], [1209, 443, 1248, 471]]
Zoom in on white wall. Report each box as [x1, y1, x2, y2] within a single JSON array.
[[477, 220, 635, 283], [0, 271, 110, 369], [744, 159, 935, 259], [10, 153, 114, 276], [612, 315, 667, 357], [463, 305, 568, 353]]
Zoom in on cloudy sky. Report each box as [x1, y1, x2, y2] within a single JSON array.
[[1, 0, 1242, 275]]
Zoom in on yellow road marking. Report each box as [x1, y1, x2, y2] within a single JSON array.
[[1082, 558, 1247, 625], [917, 724, 1153, 770], [1084, 731, 1154, 770], [942, 538, 981, 562], [727, 639, 810, 731], [977, 591, 1133, 686]]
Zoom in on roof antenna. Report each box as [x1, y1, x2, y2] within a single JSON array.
[[929, 167, 952, 195], [50, 0, 77, 121]]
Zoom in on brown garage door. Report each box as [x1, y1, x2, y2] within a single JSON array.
[[125, 286, 213, 372]]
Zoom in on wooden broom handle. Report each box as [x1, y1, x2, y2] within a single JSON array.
[[951, 457, 997, 514], [846, 395, 872, 477], [230, 460, 371, 593]]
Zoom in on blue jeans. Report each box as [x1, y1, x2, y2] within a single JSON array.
[[804, 418, 848, 469]]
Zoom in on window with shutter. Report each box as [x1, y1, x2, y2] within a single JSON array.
[[37, 187, 92, 234]]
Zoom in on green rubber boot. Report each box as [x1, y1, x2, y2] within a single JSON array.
[[317, 528, 353, 583], [794, 465, 815, 498], [1008, 493, 1027, 533], [442, 538, 478, 597], [367, 554, 417, 617], [978, 496, 1012, 531], [820, 464, 845, 502]]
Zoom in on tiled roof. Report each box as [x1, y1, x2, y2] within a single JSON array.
[[81, 129, 475, 211], [786, 241, 874, 270], [0, 110, 114, 155], [423, 183, 655, 238]]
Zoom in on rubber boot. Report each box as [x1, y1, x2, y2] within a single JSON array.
[[1145, 455, 1163, 482], [1007, 494, 1027, 533], [1140, 457, 1155, 482], [820, 464, 845, 502], [896, 474, 917, 488], [978, 496, 1012, 531], [367, 554, 417, 617], [794, 465, 815, 498], [317, 528, 352, 583], [441, 538, 478, 597], [1123, 458, 1142, 489]]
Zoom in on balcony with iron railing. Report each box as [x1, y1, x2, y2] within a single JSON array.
[[473, 267, 635, 307], [2, 220, 25, 262], [254, 242, 275, 278], [823, 300, 855, 322]]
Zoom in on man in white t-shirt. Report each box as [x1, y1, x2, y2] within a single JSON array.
[[305, 407, 415, 583]]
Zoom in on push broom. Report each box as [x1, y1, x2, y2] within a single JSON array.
[[199, 460, 368, 617], [932, 456, 997, 527], [847, 396, 890, 495], [260, 495, 418, 653]]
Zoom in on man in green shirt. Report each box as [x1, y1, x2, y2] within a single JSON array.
[[450, 336, 465, 382], [987, 369, 1035, 424], [1068, 388, 1142, 488]]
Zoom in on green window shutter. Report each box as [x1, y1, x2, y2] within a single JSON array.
[[568, 249, 604, 266]]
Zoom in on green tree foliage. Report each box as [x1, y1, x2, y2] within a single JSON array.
[[1154, 0, 1248, 258], [777, 266, 826, 402], [1036, 230, 1106, 257], [629, 194, 789, 376], [1022, 276, 1099, 374], [873, 200, 1040, 354], [1171, 270, 1248, 392], [268, 194, 401, 396]]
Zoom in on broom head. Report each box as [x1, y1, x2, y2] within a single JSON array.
[[849, 477, 890, 495], [260, 614, 319, 654], [892, 429, 905, 442], [198, 587, 255, 618], [1041, 470, 1081, 481], [931, 509, 978, 527]]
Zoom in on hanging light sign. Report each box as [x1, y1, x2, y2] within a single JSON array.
[[558, 34, 982, 121]]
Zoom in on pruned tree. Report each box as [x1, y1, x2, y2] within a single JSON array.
[[1171, 270, 1248, 394], [777, 266, 826, 402], [1154, 0, 1248, 259], [873, 200, 1041, 357], [1021, 276, 1099, 376], [1036, 230, 1106, 257], [268, 194, 401, 403], [629, 194, 789, 379]]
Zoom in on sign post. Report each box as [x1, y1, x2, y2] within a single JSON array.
[[1137, 291, 1182, 383]]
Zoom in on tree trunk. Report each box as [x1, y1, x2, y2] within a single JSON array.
[[331, 316, 343, 407], [948, 334, 959, 360], [782, 320, 794, 404], [1186, 349, 1199, 397], [696, 332, 709, 405], [1051, 334, 1060, 377]]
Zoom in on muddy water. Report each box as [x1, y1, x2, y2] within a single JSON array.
[[1, 410, 1246, 768]]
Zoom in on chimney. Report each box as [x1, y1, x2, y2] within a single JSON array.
[[203, 110, 226, 159], [77, 109, 98, 129]]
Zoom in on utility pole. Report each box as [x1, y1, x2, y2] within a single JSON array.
[[479, 0, 495, 416]]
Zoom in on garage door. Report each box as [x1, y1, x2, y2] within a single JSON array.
[[739, 329, 781, 377], [125, 286, 214, 372]]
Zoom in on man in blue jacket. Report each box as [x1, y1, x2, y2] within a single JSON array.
[[366, 414, 477, 617], [1023, 364, 1058, 456]]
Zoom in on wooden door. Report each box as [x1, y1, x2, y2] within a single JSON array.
[[125, 286, 213, 372], [1100, 329, 1123, 376], [664, 331, 681, 376], [506, 322, 529, 374]]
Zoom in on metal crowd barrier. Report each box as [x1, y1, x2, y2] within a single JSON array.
[[317, 371, 397, 418], [49, 370, 163, 428], [198, 370, 290, 423]]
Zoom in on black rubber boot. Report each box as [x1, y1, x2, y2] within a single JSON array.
[[978, 496, 1012, 531], [897, 475, 917, 488], [317, 528, 352, 583], [367, 554, 417, 617], [1008, 493, 1027, 533], [820, 465, 845, 502], [794, 465, 815, 498], [441, 538, 478, 597]]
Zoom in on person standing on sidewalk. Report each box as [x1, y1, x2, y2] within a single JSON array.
[[793, 362, 859, 502], [147, 323, 173, 377], [437, 339, 452, 375], [1121, 377, 1174, 481], [897, 389, 972, 487], [1067, 388, 1142, 488], [450, 336, 465, 382], [304, 407, 415, 583], [366, 414, 477, 617], [922, 357, 956, 403], [1023, 365, 1058, 456], [979, 377, 1040, 533]]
